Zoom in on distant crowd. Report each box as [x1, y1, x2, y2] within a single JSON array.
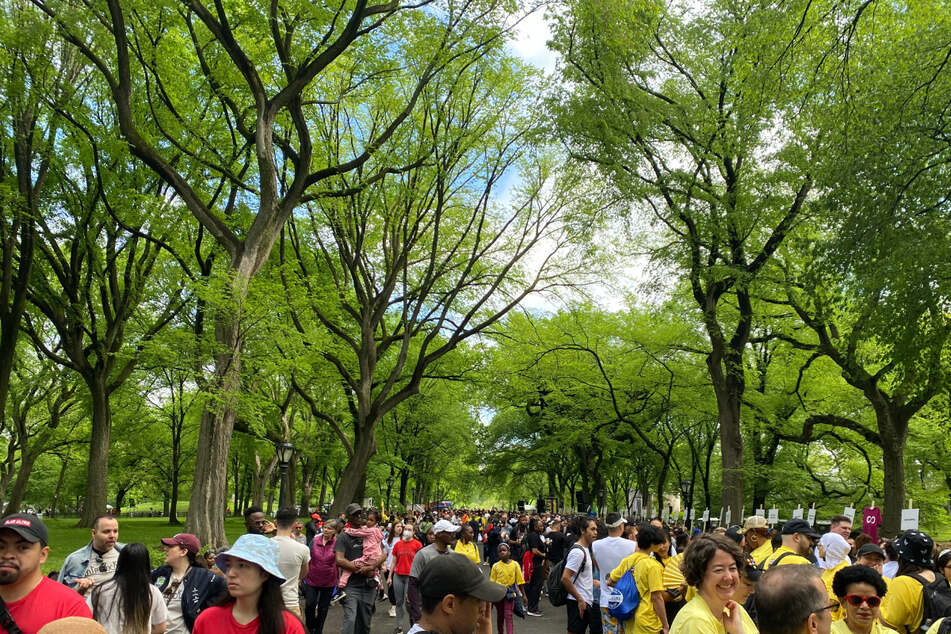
[[2, 505, 951, 634]]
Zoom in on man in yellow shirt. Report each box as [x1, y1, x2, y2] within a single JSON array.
[[742, 515, 774, 566], [608, 524, 669, 633], [764, 519, 819, 569], [881, 530, 936, 633]]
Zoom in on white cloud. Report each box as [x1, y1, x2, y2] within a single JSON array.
[[509, 9, 558, 74]]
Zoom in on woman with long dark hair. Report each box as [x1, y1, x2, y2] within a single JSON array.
[[88, 542, 167, 634], [152, 533, 226, 634], [192, 534, 304, 634]]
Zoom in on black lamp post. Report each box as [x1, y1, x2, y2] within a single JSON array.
[[276, 441, 295, 510], [680, 479, 692, 526]]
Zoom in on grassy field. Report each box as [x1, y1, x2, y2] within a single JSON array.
[[41, 516, 249, 574]]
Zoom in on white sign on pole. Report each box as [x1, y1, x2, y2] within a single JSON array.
[[807, 507, 816, 524], [901, 508, 920, 531], [792, 507, 804, 520], [844, 506, 856, 522], [768, 507, 779, 524], [725, 507, 732, 525], [702, 509, 710, 522], [690, 509, 696, 520], [755, 508, 766, 518]]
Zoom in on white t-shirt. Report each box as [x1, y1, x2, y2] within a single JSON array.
[[274, 535, 311, 610], [163, 578, 186, 634], [592, 536, 637, 586], [87, 581, 167, 634], [83, 547, 120, 587], [407, 625, 425, 634], [564, 545, 593, 604]]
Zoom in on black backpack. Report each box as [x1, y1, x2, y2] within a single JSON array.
[[909, 573, 951, 633], [547, 544, 587, 607]]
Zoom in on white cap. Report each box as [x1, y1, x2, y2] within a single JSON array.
[[433, 519, 461, 534]]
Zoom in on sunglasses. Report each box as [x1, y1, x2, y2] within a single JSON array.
[[813, 602, 840, 614], [842, 594, 881, 608], [95, 557, 107, 573]]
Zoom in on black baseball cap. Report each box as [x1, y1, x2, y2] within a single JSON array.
[[781, 519, 820, 539], [1, 513, 49, 546], [419, 553, 506, 603], [344, 503, 363, 517], [856, 543, 886, 559]]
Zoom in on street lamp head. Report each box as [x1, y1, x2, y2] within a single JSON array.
[[276, 441, 295, 467]]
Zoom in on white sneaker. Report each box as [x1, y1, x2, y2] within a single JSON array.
[[389, 605, 396, 617]]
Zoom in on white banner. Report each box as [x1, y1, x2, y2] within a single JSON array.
[[901, 508, 920, 531], [807, 507, 816, 524], [792, 507, 804, 520], [844, 506, 856, 522], [767, 508, 779, 524]]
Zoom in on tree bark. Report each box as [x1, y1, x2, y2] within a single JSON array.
[[330, 426, 377, 515], [3, 450, 37, 515], [79, 375, 112, 526], [50, 456, 68, 516]]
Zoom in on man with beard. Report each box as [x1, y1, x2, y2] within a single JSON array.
[[335, 503, 386, 634], [58, 515, 124, 593], [1, 514, 91, 632], [407, 554, 503, 634]]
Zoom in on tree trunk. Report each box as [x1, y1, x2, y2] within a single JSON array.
[[318, 465, 328, 509], [398, 468, 409, 506], [881, 441, 905, 537], [300, 457, 315, 513], [707, 350, 745, 519], [285, 458, 298, 510], [50, 456, 68, 516], [169, 464, 181, 524], [329, 426, 377, 516], [3, 450, 37, 515], [78, 375, 112, 527]]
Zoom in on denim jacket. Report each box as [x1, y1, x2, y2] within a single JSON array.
[[57, 541, 126, 589]]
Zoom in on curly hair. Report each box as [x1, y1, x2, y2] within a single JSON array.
[[832, 565, 888, 600], [680, 533, 746, 588]]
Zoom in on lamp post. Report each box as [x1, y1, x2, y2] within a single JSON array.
[[275, 441, 295, 510], [386, 475, 394, 514], [680, 479, 692, 527]]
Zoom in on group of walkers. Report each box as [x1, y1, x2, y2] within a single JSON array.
[[4, 504, 951, 634]]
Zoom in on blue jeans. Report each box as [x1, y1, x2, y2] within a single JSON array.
[[340, 583, 376, 634]]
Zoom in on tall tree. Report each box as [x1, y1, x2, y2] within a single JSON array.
[[547, 0, 836, 513]]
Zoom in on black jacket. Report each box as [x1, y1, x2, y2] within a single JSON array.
[[152, 565, 227, 631]]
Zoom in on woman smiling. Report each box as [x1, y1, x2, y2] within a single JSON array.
[[831, 566, 889, 634], [669, 534, 758, 634]]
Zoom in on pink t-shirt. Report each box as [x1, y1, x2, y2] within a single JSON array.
[[3, 576, 92, 633], [192, 604, 305, 634]]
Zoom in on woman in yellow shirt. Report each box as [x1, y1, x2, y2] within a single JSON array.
[[454, 524, 480, 564], [830, 564, 890, 633], [669, 533, 758, 634], [820, 532, 852, 621], [880, 530, 936, 632], [490, 544, 526, 634]]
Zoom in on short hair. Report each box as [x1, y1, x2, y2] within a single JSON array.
[[92, 515, 116, 530], [675, 533, 689, 551], [573, 515, 595, 535], [755, 565, 825, 634], [937, 549, 951, 573], [636, 524, 667, 550], [771, 532, 783, 549], [244, 506, 264, 519], [832, 565, 887, 600], [275, 507, 297, 529], [830, 515, 851, 526], [421, 591, 476, 613], [681, 534, 746, 587]]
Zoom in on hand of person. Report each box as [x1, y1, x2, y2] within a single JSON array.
[[477, 601, 492, 634], [262, 520, 277, 534], [720, 600, 746, 634], [75, 577, 95, 593], [592, 579, 601, 590], [577, 598, 588, 616]]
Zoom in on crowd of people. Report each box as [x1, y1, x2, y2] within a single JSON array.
[[3, 505, 951, 634]]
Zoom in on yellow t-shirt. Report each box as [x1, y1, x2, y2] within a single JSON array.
[[749, 541, 774, 567], [454, 540, 480, 564], [831, 619, 891, 633], [669, 594, 758, 634], [610, 552, 666, 634], [822, 562, 849, 621], [880, 574, 925, 632], [763, 545, 812, 569], [490, 559, 524, 588]]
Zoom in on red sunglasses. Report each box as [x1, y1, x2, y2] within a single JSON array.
[[842, 594, 881, 608]]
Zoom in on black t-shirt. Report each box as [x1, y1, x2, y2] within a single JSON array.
[[334, 532, 374, 588], [547, 531, 568, 563], [526, 531, 546, 565]]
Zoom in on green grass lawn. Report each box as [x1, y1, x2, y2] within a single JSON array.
[[41, 516, 249, 574]]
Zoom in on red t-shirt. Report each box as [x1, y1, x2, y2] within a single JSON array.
[[192, 604, 305, 634], [3, 576, 92, 633], [392, 539, 423, 576]]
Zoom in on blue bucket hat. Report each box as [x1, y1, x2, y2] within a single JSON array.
[[215, 534, 286, 581]]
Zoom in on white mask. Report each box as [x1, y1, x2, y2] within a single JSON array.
[[402, 529, 414, 540]]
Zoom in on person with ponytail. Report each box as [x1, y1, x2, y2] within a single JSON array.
[[88, 542, 167, 634], [152, 533, 226, 634], [192, 534, 304, 634]]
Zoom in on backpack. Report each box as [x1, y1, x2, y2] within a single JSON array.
[[909, 573, 951, 633], [939, 618, 951, 634], [607, 568, 641, 620], [756, 551, 793, 571], [547, 544, 587, 607]]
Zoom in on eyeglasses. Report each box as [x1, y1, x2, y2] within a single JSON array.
[[842, 594, 881, 608], [813, 602, 840, 614]]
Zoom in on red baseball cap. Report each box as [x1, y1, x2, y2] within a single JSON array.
[[161, 533, 201, 554]]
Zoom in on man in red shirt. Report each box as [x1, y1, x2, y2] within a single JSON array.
[[0, 513, 91, 633]]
